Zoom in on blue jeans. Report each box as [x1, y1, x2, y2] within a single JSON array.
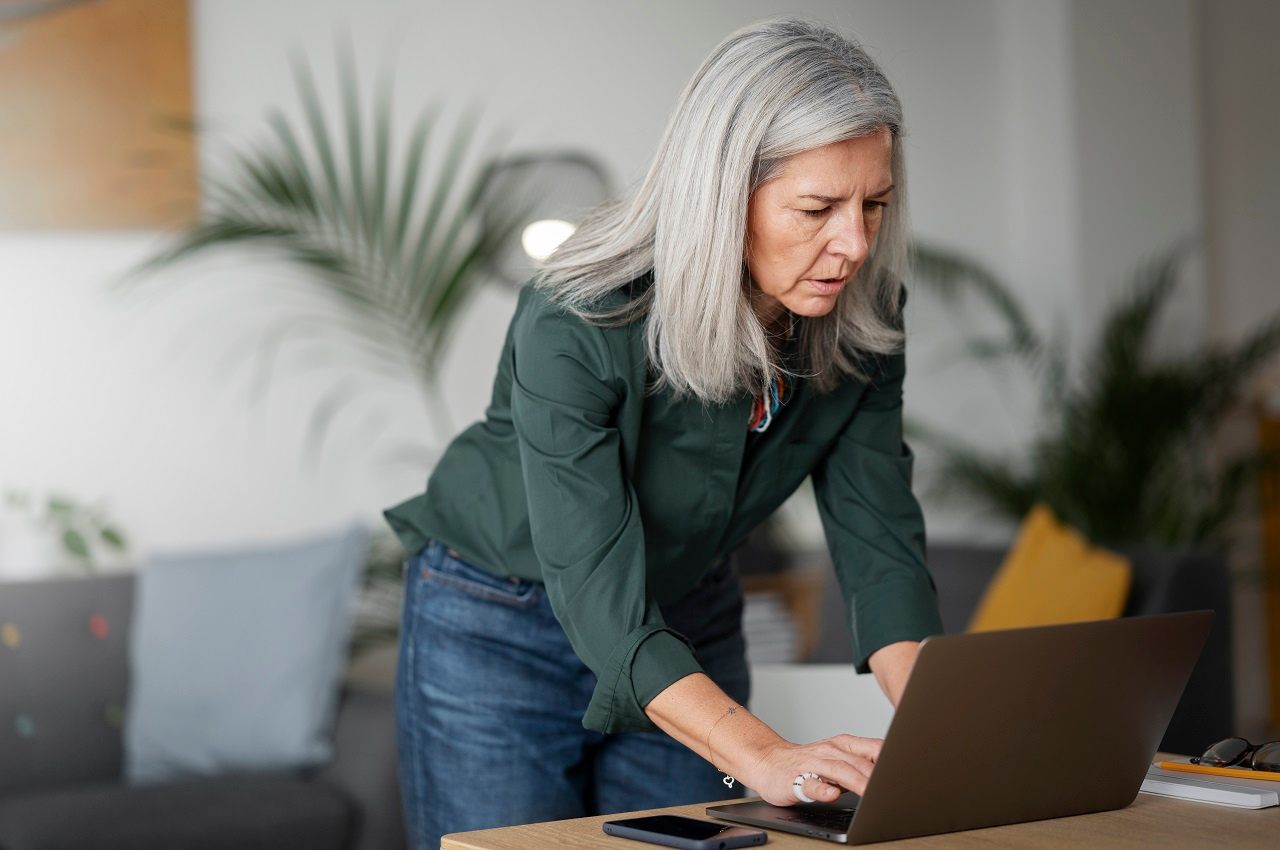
[[395, 539, 750, 850]]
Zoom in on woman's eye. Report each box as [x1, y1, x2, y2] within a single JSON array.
[[801, 207, 829, 218], [864, 201, 889, 212]]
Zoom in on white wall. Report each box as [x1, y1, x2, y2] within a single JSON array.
[[1071, 0, 1203, 339], [1199, 0, 1280, 350], [0, 0, 1206, 560]]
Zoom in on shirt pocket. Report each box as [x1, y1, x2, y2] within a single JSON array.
[[421, 541, 542, 609]]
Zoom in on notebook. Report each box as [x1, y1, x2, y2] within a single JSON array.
[[1141, 765, 1280, 809]]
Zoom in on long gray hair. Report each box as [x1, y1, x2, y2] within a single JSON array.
[[532, 16, 910, 404]]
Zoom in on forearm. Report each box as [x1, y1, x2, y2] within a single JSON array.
[[867, 640, 920, 707], [645, 668, 888, 804], [643, 672, 784, 778]]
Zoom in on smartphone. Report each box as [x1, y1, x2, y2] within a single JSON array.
[[602, 814, 767, 849]]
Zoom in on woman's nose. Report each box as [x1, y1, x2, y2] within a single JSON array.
[[827, 210, 870, 264]]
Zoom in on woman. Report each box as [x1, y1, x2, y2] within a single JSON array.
[[383, 16, 943, 849]]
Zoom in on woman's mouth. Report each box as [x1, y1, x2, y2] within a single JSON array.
[[806, 277, 846, 294]]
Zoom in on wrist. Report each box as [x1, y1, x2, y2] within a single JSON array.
[[868, 640, 920, 707], [712, 713, 787, 780]]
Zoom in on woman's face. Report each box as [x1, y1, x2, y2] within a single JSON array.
[[745, 129, 895, 325]]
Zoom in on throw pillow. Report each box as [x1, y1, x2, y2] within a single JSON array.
[[0, 572, 134, 794], [124, 523, 368, 784], [967, 504, 1131, 632]]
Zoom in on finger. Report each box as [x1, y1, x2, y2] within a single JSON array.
[[803, 770, 862, 801], [801, 775, 845, 803], [813, 737, 878, 765], [809, 757, 874, 798], [832, 734, 883, 762]]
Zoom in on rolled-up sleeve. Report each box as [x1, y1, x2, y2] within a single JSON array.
[[811, 296, 944, 674], [509, 290, 703, 734]]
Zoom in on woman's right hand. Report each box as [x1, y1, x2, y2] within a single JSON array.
[[741, 735, 883, 806]]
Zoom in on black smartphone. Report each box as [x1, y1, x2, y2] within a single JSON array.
[[602, 814, 767, 849]]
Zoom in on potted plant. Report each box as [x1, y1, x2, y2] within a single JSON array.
[[906, 239, 1280, 752], [117, 43, 542, 658], [0, 489, 129, 580]]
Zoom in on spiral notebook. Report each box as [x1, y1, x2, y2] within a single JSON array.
[[1141, 765, 1280, 809]]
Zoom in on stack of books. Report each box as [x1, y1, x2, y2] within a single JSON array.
[[741, 590, 800, 663]]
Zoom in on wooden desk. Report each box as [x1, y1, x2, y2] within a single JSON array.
[[441, 759, 1279, 849]]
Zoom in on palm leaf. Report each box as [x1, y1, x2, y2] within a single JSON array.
[[1086, 242, 1189, 387], [120, 42, 519, 457], [909, 242, 1044, 368], [1189, 451, 1280, 546], [905, 417, 1038, 518]]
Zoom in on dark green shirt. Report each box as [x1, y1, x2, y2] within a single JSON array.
[[383, 276, 943, 734]]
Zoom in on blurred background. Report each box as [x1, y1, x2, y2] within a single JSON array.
[[1, 0, 1278, 845]]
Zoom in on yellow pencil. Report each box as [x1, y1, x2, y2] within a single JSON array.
[[1157, 761, 1280, 782]]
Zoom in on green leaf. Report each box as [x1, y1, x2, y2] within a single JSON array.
[[291, 50, 345, 230], [63, 529, 90, 560], [100, 526, 127, 550], [909, 242, 1043, 367]]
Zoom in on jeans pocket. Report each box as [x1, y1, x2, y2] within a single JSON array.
[[420, 540, 542, 609]]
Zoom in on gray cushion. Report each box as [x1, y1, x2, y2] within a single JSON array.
[[0, 573, 134, 796], [0, 772, 354, 850], [124, 525, 368, 784]]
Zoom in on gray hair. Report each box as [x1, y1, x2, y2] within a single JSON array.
[[532, 16, 910, 404]]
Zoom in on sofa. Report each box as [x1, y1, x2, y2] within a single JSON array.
[[0, 570, 406, 850]]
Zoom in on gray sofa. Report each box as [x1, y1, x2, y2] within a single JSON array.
[[0, 572, 405, 850]]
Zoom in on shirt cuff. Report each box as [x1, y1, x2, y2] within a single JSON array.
[[581, 624, 704, 734], [850, 576, 944, 675]]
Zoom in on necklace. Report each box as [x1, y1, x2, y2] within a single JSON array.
[[747, 310, 795, 433], [747, 370, 787, 432]]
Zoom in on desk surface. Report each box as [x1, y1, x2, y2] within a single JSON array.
[[441, 758, 1279, 849]]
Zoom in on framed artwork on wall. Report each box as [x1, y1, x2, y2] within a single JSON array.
[[0, 0, 197, 229]]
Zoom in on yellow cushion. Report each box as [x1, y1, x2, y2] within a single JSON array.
[[967, 503, 1132, 632]]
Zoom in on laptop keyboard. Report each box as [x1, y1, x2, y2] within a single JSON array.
[[778, 806, 857, 832]]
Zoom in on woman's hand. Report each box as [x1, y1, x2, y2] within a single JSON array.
[[740, 734, 883, 806]]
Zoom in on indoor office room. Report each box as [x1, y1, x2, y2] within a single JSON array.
[[0, 1, 1277, 848]]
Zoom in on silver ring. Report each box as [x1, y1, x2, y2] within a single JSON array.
[[793, 772, 820, 803]]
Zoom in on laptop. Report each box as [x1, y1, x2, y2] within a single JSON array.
[[707, 611, 1213, 844]]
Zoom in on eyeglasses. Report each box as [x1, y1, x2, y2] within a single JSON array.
[[1190, 737, 1280, 772]]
